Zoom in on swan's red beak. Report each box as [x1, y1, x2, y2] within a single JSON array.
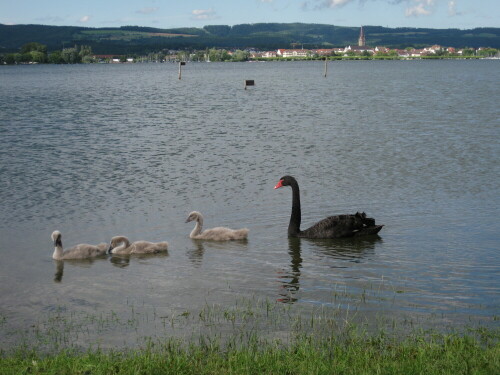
[[274, 180, 284, 189]]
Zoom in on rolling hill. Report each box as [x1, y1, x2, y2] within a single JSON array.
[[1, 23, 499, 54]]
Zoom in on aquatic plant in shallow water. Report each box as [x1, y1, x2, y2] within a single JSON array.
[[1, 294, 499, 360]]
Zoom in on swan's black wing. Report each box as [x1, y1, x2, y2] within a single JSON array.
[[299, 212, 382, 239]]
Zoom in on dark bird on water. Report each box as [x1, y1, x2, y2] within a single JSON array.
[[274, 175, 383, 239]]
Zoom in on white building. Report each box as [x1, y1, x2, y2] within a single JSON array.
[[277, 49, 309, 58]]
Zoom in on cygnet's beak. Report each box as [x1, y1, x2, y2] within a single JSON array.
[[185, 218, 191, 223], [107, 245, 114, 254]]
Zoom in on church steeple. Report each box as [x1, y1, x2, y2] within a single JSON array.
[[358, 26, 365, 47]]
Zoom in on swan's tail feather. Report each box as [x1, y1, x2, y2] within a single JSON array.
[[356, 211, 376, 226], [353, 212, 382, 236]]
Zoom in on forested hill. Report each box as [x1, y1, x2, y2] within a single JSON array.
[[1, 23, 499, 54]]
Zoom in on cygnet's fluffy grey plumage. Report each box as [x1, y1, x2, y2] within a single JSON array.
[[108, 236, 169, 255], [51, 230, 108, 260], [185, 211, 249, 240]]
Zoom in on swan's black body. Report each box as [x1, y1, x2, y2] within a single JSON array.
[[275, 176, 383, 239]]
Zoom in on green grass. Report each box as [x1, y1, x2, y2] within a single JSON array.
[[1, 329, 498, 375], [1, 295, 498, 374]]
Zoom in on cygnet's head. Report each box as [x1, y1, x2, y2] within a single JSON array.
[[185, 211, 202, 223], [108, 236, 128, 254], [51, 230, 62, 246]]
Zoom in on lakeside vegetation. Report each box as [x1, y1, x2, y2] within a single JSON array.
[[1, 41, 498, 65], [1, 329, 498, 374], [1, 296, 499, 374], [0, 42, 95, 64]]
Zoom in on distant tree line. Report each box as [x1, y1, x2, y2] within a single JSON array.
[[0, 42, 94, 64], [1, 41, 497, 65], [0, 42, 252, 64]]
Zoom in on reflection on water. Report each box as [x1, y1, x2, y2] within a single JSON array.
[[53, 260, 64, 282], [277, 238, 303, 303], [109, 252, 169, 268], [53, 257, 103, 282], [187, 240, 205, 266], [55, 251, 171, 279], [109, 254, 131, 268], [187, 239, 249, 267], [277, 236, 381, 303], [307, 236, 381, 264]]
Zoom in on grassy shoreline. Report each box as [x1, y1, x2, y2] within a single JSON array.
[[1, 328, 498, 374], [1, 297, 498, 374]]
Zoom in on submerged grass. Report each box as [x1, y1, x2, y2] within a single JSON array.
[[1, 296, 498, 374], [1, 328, 498, 375]]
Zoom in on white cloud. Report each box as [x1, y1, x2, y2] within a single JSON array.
[[300, 0, 354, 11], [448, 0, 462, 16], [136, 7, 159, 15], [192, 8, 216, 20], [79, 15, 91, 23], [322, 0, 353, 7], [405, 0, 435, 17], [303, 0, 458, 20]]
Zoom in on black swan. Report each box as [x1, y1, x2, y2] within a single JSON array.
[[274, 176, 383, 238]]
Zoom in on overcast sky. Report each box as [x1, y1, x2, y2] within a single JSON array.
[[1, 1, 499, 29]]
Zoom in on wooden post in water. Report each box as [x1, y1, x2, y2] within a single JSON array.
[[244, 79, 255, 90], [324, 57, 328, 78], [178, 61, 186, 80]]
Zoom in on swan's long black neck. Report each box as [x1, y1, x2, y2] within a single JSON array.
[[288, 179, 301, 237]]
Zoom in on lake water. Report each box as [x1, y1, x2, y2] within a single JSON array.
[[0, 60, 499, 349]]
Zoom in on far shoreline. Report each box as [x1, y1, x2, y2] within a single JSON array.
[[3, 55, 499, 66]]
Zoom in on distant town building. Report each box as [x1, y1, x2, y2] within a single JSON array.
[[313, 49, 335, 56], [358, 26, 366, 47], [262, 51, 277, 58], [423, 45, 442, 54], [277, 49, 309, 58], [375, 46, 390, 54], [344, 45, 374, 54]]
